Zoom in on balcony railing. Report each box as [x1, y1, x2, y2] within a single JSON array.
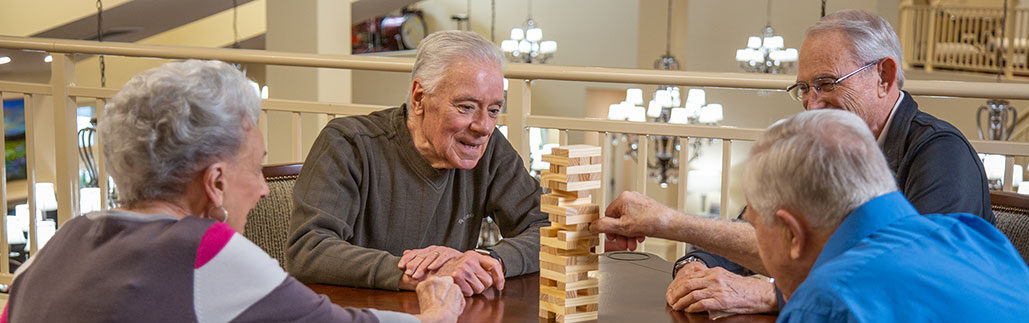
[[900, 4, 1029, 77], [0, 35, 1027, 284]]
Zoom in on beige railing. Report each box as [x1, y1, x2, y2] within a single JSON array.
[[1, 35, 1029, 282], [900, 4, 1029, 77]]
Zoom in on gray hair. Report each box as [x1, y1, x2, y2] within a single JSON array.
[[807, 9, 905, 88], [409, 30, 504, 104], [99, 60, 260, 206], [744, 109, 897, 230]]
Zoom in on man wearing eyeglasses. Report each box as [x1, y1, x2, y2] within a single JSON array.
[[591, 9, 992, 315]]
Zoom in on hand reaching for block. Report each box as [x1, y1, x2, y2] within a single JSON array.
[[590, 191, 676, 245]]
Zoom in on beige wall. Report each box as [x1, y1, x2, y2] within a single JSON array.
[[352, 0, 641, 125]]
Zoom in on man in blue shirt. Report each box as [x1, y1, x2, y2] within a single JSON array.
[[740, 110, 1029, 321]]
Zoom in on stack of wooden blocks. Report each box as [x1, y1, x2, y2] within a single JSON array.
[[538, 144, 602, 322]]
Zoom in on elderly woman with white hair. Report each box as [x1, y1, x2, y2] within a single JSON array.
[[4, 60, 463, 323]]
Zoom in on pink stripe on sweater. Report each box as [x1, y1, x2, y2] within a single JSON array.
[[195, 222, 235, 269]]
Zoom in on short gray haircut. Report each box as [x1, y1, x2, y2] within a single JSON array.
[[744, 109, 897, 230], [409, 30, 504, 103], [807, 9, 905, 88], [99, 60, 260, 206]]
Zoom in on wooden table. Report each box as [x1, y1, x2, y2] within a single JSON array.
[[308, 251, 777, 322]]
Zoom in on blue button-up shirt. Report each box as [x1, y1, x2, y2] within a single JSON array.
[[778, 192, 1029, 322]]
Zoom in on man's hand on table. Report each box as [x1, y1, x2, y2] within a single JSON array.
[[590, 191, 676, 250], [431, 250, 505, 296], [414, 276, 465, 323], [400, 245, 464, 279], [399, 250, 505, 296], [666, 265, 777, 314]]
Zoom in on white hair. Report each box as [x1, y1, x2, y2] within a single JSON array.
[[409, 30, 504, 104], [99, 60, 260, 206], [807, 9, 905, 88], [744, 109, 897, 230]]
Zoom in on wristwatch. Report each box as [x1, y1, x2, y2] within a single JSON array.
[[672, 256, 705, 278], [475, 248, 501, 262]]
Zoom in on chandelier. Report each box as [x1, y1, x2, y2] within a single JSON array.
[[500, 0, 557, 64], [608, 87, 724, 188], [735, 0, 798, 74]]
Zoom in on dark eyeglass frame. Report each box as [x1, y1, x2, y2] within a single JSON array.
[[786, 58, 883, 101]]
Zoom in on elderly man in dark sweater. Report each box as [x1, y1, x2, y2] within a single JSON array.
[[591, 10, 992, 315], [287, 31, 548, 296]]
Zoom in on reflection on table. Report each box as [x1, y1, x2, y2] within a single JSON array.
[[307, 251, 777, 322]]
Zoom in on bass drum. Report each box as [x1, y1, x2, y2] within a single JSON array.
[[380, 13, 427, 50]]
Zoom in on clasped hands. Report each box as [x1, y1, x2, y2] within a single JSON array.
[[399, 245, 505, 297]]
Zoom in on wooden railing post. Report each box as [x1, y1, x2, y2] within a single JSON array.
[[1004, 1, 1017, 79], [925, 6, 939, 72], [506, 78, 532, 170], [900, 3, 915, 70], [51, 53, 80, 226]]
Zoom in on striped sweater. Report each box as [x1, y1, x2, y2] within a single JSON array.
[[3, 210, 417, 323]]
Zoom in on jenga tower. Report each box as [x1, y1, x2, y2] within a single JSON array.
[[538, 144, 602, 322]]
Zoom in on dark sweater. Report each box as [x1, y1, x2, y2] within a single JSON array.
[[287, 107, 548, 290]]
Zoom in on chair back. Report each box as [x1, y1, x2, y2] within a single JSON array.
[[991, 191, 1029, 266], [244, 163, 303, 269]]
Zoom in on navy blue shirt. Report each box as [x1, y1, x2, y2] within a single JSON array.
[[778, 192, 1029, 322]]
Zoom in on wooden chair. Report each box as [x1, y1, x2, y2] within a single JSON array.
[[244, 163, 303, 269], [991, 191, 1029, 265]]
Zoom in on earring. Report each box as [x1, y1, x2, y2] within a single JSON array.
[[206, 205, 230, 223]]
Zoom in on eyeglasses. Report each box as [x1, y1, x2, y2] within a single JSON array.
[[785, 59, 882, 101]]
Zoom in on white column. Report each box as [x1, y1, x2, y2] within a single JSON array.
[[265, 0, 352, 164]]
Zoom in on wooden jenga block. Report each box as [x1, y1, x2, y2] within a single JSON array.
[[541, 235, 599, 250], [541, 268, 590, 283], [551, 188, 591, 199], [549, 213, 599, 226], [541, 275, 600, 293], [541, 202, 600, 217], [540, 308, 556, 319], [541, 245, 590, 257], [557, 310, 598, 323], [541, 226, 597, 241], [541, 172, 601, 184], [540, 286, 600, 307], [557, 230, 598, 242], [540, 259, 599, 273], [551, 145, 602, 158], [540, 252, 598, 266], [541, 193, 592, 207], [550, 163, 602, 175], [556, 278, 599, 291], [547, 179, 602, 192], [542, 154, 603, 166], [548, 222, 591, 232], [539, 300, 599, 316]]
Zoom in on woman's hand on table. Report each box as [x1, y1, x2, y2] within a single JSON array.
[[414, 276, 465, 323]]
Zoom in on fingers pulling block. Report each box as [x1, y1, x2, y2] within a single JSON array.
[[539, 145, 602, 322]]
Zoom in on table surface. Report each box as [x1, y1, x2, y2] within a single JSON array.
[[308, 251, 777, 322]]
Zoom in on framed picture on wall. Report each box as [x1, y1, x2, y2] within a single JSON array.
[[3, 99, 27, 182]]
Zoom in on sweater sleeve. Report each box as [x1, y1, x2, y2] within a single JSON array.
[[195, 222, 400, 322], [286, 126, 405, 290], [483, 131, 549, 277]]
